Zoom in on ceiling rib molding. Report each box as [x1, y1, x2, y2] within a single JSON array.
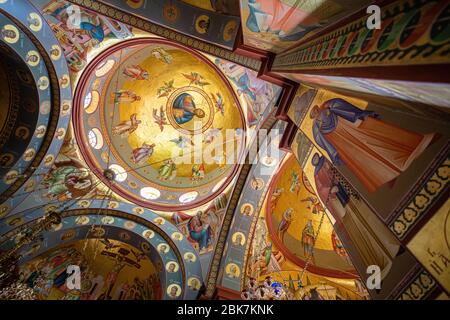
[[204, 113, 279, 299]]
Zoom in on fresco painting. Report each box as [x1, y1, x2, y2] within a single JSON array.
[[266, 155, 357, 277], [30, 0, 133, 73], [290, 85, 450, 220], [291, 135, 428, 299], [111, 0, 241, 49], [272, 0, 450, 69], [172, 193, 227, 255], [19, 239, 161, 300], [407, 198, 450, 293], [0, 0, 448, 302], [212, 57, 282, 128], [243, 156, 369, 300], [281, 72, 450, 109], [240, 0, 370, 53], [74, 40, 247, 212]]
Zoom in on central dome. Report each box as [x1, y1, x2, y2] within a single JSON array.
[[74, 39, 245, 210]]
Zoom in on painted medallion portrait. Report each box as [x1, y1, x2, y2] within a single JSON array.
[[157, 242, 170, 254], [188, 277, 202, 291], [165, 261, 179, 273], [240, 203, 254, 216], [232, 232, 246, 246], [142, 229, 155, 239], [183, 251, 197, 263], [225, 262, 241, 279], [166, 283, 182, 298], [166, 87, 214, 134]]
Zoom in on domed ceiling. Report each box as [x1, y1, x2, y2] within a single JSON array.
[[74, 39, 245, 211], [267, 155, 358, 278]]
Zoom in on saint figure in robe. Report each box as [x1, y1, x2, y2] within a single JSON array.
[[172, 93, 205, 125], [187, 212, 211, 252], [112, 113, 141, 137], [310, 98, 435, 192], [301, 220, 315, 260], [312, 153, 400, 279], [113, 90, 141, 103], [130, 143, 155, 164], [122, 65, 149, 80]]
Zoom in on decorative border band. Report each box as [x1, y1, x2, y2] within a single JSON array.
[[66, 0, 261, 71]]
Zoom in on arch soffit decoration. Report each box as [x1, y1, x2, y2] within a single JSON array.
[[0, 0, 72, 214], [0, 201, 203, 300], [206, 119, 287, 297]]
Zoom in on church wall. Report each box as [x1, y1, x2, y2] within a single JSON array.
[[288, 84, 449, 228], [285, 83, 449, 298], [239, 0, 372, 53], [272, 0, 450, 72], [407, 198, 450, 294], [289, 136, 426, 299]]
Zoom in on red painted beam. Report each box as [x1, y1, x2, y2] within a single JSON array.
[[276, 64, 450, 84], [214, 285, 242, 300], [279, 120, 298, 153]]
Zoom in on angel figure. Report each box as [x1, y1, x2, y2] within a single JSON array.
[[122, 65, 150, 80], [203, 128, 222, 144], [152, 106, 168, 131], [113, 90, 141, 103], [157, 80, 175, 98], [270, 188, 284, 212], [170, 135, 194, 149], [150, 47, 173, 64], [211, 92, 225, 115], [277, 208, 293, 242], [182, 72, 210, 87], [158, 159, 177, 180], [290, 171, 300, 194]]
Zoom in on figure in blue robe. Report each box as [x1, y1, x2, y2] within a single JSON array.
[[246, 0, 265, 33], [80, 21, 104, 42], [172, 93, 205, 124], [311, 98, 434, 193], [188, 214, 211, 251], [49, 4, 104, 43], [231, 73, 256, 101], [311, 98, 376, 165]]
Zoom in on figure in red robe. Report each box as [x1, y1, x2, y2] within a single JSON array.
[[130, 143, 155, 164], [122, 65, 150, 80], [310, 98, 435, 192], [245, 0, 323, 41]]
